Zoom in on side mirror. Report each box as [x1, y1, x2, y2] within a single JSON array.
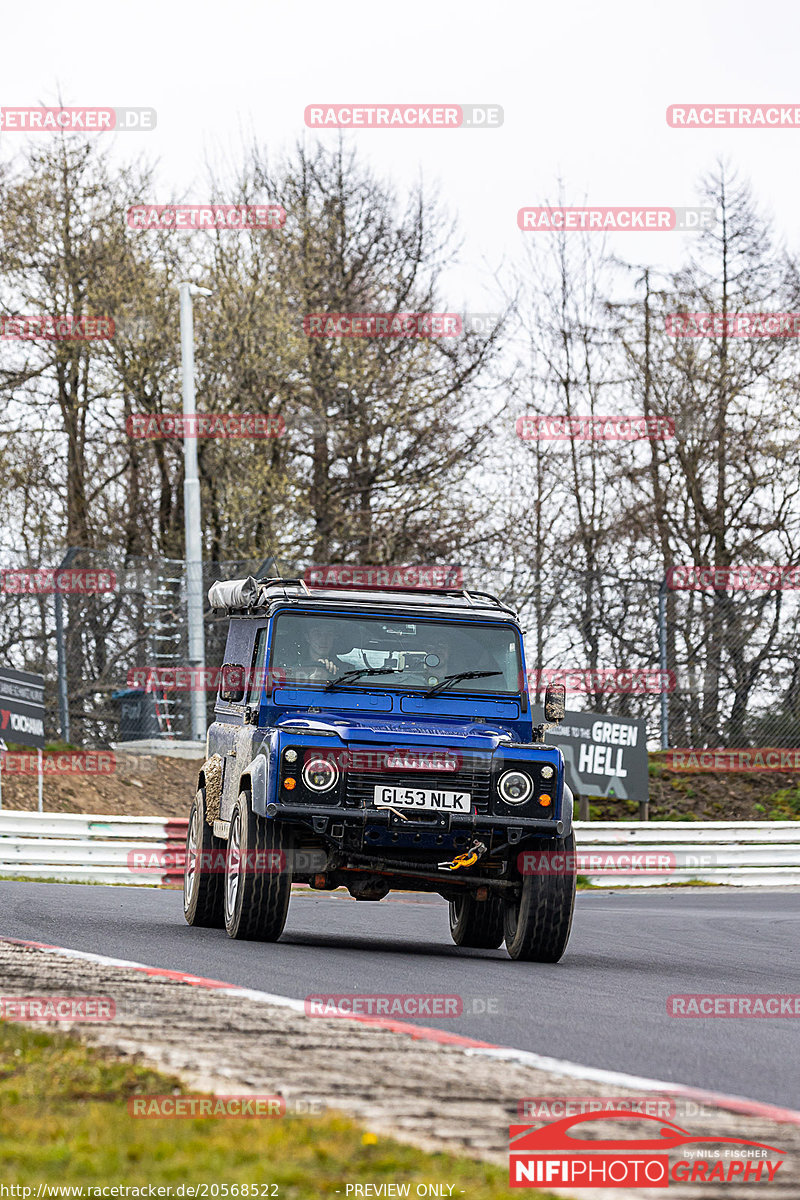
[[544, 683, 566, 724], [219, 663, 245, 703]]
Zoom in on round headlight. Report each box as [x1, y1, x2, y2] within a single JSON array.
[[302, 756, 338, 792], [498, 770, 533, 805], [541, 765, 554, 779], [284, 749, 298, 763]]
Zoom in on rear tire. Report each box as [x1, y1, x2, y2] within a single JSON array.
[[503, 833, 576, 962], [224, 791, 293, 941], [183, 787, 225, 928], [449, 893, 505, 948]]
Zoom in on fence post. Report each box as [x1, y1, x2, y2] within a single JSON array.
[[55, 547, 79, 744], [658, 572, 669, 749]]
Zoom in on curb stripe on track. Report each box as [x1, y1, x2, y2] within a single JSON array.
[[3, 934, 800, 1127]]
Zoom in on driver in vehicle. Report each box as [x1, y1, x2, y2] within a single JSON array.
[[299, 624, 341, 680]]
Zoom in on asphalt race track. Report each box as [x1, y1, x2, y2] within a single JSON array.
[[1, 882, 799, 1112]]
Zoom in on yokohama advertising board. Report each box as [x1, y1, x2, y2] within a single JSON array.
[[0, 666, 46, 750]]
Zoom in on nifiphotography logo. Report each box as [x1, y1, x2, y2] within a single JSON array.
[[508, 1111, 784, 1188]]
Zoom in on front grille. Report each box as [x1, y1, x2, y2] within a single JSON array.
[[344, 756, 492, 814]]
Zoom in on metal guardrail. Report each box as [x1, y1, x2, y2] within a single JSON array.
[[0, 813, 798, 887], [0, 811, 187, 885], [573, 821, 800, 886]]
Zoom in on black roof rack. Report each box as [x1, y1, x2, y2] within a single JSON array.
[[215, 576, 519, 619]]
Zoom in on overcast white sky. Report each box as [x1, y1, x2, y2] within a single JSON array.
[[2, 0, 799, 306]]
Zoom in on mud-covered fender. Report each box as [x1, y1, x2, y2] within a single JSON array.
[[198, 753, 224, 826]]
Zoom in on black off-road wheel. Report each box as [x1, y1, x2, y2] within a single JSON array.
[[224, 791, 294, 941], [183, 787, 225, 928], [503, 833, 577, 962], [449, 892, 505, 948]]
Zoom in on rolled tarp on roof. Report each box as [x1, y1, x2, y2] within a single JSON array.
[[207, 576, 261, 612]]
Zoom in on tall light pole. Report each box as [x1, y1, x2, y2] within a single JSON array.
[[178, 281, 212, 743]]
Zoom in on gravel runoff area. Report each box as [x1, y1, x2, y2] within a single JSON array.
[[1, 937, 799, 1200]]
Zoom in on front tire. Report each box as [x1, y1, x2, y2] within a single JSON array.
[[503, 833, 576, 962], [183, 787, 225, 928], [224, 792, 294, 941], [449, 893, 505, 948]]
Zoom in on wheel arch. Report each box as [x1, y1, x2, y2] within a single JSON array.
[[240, 752, 267, 815], [560, 783, 574, 837]]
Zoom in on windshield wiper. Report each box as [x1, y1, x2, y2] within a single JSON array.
[[425, 670, 502, 697], [324, 667, 400, 691]]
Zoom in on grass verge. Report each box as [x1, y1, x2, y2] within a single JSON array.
[[0, 1022, 557, 1199]]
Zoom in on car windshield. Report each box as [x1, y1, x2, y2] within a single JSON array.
[[269, 612, 522, 694]]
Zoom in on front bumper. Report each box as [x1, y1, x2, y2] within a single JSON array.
[[268, 800, 565, 839]]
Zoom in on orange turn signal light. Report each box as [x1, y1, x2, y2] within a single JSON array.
[[283, 778, 296, 790], [538, 794, 552, 806]]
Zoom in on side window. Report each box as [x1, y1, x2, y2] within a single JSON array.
[[247, 629, 268, 707]]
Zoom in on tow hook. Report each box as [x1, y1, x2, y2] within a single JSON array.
[[438, 840, 487, 871]]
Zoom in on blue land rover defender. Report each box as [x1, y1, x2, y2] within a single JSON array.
[[183, 577, 576, 961]]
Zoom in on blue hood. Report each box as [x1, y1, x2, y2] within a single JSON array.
[[274, 711, 520, 752]]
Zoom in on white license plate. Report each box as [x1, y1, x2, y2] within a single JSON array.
[[373, 785, 472, 813]]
